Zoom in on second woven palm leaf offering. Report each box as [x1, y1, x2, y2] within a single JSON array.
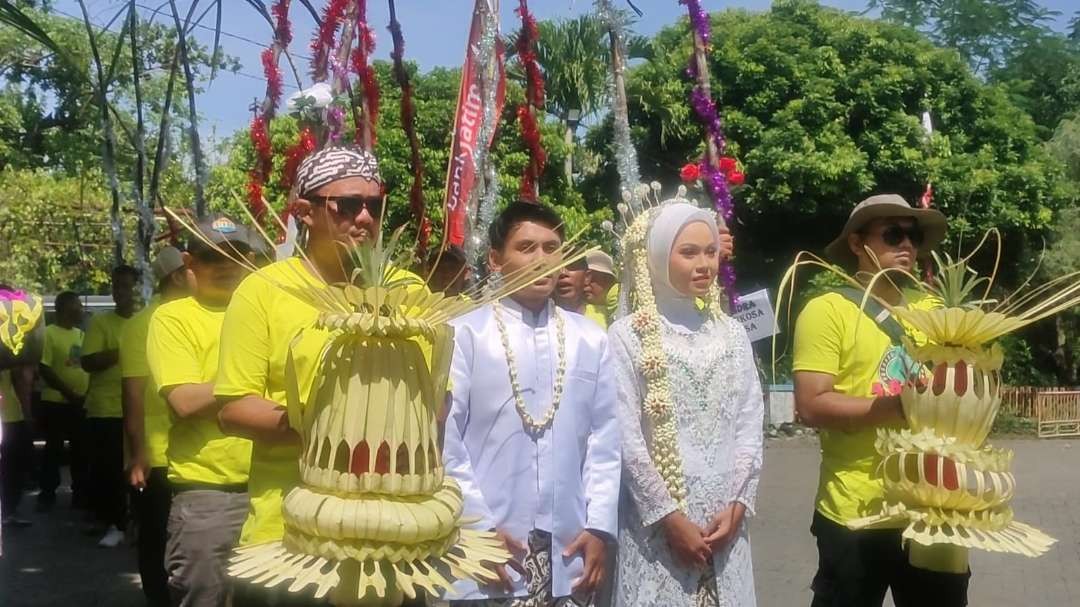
[[778, 230, 1076, 572], [171, 211, 593, 605]]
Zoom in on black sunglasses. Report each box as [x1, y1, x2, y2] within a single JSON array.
[[307, 195, 383, 219], [879, 224, 924, 248]]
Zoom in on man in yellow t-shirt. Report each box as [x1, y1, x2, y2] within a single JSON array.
[[81, 265, 139, 548], [37, 291, 89, 511], [149, 216, 254, 606], [120, 246, 189, 606], [1, 364, 35, 528], [793, 194, 968, 607], [583, 250, 617, 329], [217, 146, 422, 607]]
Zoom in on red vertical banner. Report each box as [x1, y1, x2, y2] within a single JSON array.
[[444, 0, 505, 247]]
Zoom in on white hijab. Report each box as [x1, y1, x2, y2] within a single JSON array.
[[645, 203, 719, 331]]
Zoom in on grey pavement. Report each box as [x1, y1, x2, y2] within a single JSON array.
[[1, 437, 1078, 606], [753, 437, 1080, 607]]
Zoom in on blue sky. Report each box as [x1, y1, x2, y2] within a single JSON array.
[[53, 0, 1077, 142]]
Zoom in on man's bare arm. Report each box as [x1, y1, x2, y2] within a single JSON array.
[[218, 395, 298, 445], [165, 383, 218, 419], [794, 371, 903, 431]]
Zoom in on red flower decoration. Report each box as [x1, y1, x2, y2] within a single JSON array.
[[727, 170, 746, 186], [680, 163, 700, 182], [719, 156, 738, 173]]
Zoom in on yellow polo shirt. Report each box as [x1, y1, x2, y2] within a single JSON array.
[[40, 325, 88, 403], [793, 291, 936, 524], [120, 297, 170, 469], [83, 311, 129, 419], [149, 296, 251, 487]]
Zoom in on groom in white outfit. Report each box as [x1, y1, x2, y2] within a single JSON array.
[[441, 201, 621, 606]]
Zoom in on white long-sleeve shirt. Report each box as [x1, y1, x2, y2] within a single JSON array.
[[442, 298, 621, 600]]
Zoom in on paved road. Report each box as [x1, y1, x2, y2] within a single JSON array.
[[753, 437, 1080, 607], [2, 437, 1078, 606]]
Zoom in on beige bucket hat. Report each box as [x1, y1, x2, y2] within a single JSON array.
[[825, 194, 947, 267]]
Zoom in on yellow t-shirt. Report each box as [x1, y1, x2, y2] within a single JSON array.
[[215, 258, 428, 545], [120, 297, 170, 469], [793, 291, 935, 524], [83, 311, 130, 418], [583, 304, 608, 329], [40, 324, 88, 403], [605, 283, 620, 319], [149, 296, 252, 487], [214, 258, 331, 545], [0, 370, 24, 423]]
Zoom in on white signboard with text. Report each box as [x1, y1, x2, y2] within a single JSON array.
[[734, 289, 778, 343]]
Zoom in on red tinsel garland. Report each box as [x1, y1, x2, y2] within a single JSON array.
[[310, 0, 349, 81], [514, 0, 545, 109], [388, 0, 430, 253], [261, 48, 283, 112], [246, 176, 267, 219], [244, 0, 292, 224], [271, 0, 292, 45], [281, 127, 317, 191], [517, 105, 546, 200], [351, 17, 380, 146], [515, 0, 546, 200], [250, 116, 273, 178]]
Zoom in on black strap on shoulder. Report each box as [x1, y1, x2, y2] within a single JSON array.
[[835, 287, 906, 346]]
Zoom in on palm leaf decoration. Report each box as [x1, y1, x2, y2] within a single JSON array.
[[0, 1, 68, 61]]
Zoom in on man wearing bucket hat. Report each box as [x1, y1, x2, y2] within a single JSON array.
[[120, 245, 191, 606], [791, 194, 968, 606]]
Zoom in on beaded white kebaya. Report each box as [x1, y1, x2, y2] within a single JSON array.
[[611, 183, 728, 510]]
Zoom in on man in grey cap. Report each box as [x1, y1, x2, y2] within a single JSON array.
[[791, 194, 968, 606], [148, 215, 255, 607], [120, 245, 191, 606]]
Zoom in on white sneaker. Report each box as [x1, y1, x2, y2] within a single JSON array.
[[97, 525, 125, 548]]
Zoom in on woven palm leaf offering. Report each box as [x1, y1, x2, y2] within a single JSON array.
[[168, 208, 593, 605], [0, 287, 44, 364], [776, 229, 1074, 573]]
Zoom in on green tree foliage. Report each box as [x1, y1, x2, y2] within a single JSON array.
[[589, 0, 1073, 295], [868, 0, 1062, 73], [0, 167, 144, 293], [0, 2, 236, 174], [869, 0, 1080, 133], [208, 61, 612, 251]]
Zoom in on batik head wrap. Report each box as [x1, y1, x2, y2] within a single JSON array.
[[295, 145, 381, 198]]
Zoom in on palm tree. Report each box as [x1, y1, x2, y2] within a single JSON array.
[[510, 14, 650, 183]]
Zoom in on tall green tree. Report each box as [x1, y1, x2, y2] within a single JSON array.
[[869, 0, 1080, 134], [868, 0, 1063, 74], [510, 15, 650, 183], [588, 0, 1073, 294]]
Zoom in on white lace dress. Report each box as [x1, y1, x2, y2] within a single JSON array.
[[609, 314, 763, 607]]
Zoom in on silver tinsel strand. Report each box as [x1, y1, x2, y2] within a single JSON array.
[[464, 5, 503, 276], [595, 0, 641, 206]]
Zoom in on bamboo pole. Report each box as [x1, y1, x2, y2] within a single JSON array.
[[128, 1, 154, 299], [168, 0, 209, 219], [77, 0, 125, 264]]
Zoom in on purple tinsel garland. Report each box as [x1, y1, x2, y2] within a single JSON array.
[[682, 0, 737, 305], [682, 0, 710, 45]]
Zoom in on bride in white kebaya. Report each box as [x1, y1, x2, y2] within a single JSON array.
[[609, 196, 763, 607]]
